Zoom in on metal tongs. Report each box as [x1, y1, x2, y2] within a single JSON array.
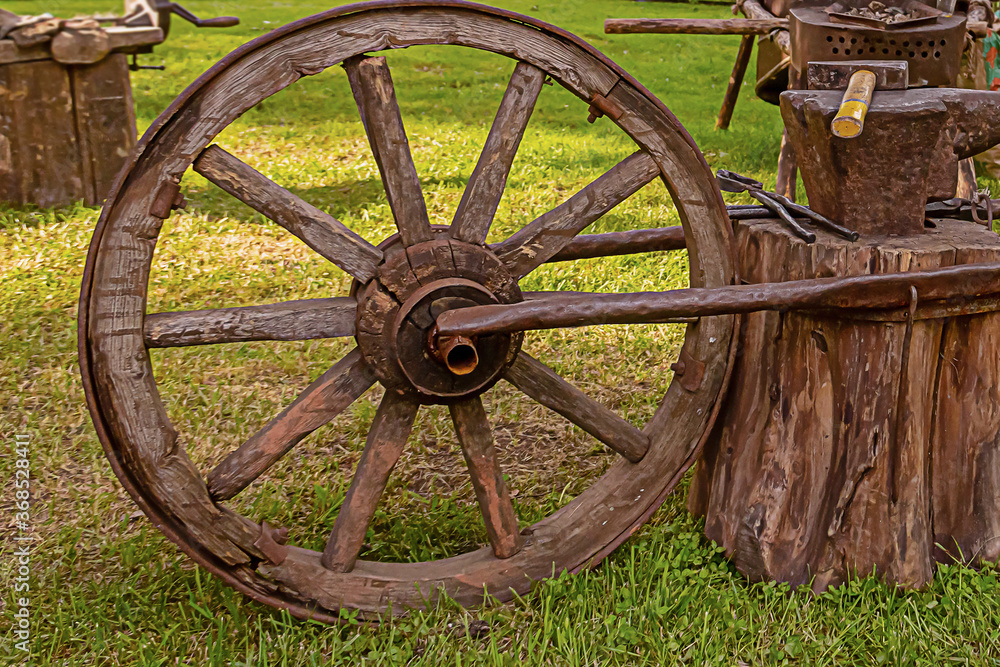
[[924, 191, 997, 229], [716, 170, 860, 243]]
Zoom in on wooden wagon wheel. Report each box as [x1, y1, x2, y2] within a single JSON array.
[[79, 0, 736, 621]]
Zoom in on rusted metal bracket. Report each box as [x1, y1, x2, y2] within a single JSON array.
[[254, 521, 289, 565], [973, 189, 994, 229], [149, 178, 186, 218], [672, 348, 706, 392], [587, 92, 624, 124]]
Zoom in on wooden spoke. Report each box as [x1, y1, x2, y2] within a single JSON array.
[[545, 226, 686, 262], [505, 353, 649, 462], [450, 62, 546, 244], [449, 397, 523, 559], [193, 145, 382, 283], [207, 348, 376, 500], [144, 297, 356, 348], [321, 394, 419, 573], [345, 55, 434, 247], [492, 150, 661, 279]]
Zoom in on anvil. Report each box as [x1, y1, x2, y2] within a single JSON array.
[[780, 87, 1000, 236]]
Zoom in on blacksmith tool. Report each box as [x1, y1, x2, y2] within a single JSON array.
[[717, 170, 860, 242], [806, 60, 909, 139]]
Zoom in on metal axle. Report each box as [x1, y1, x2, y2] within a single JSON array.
[[436, 262, 1000, 337]]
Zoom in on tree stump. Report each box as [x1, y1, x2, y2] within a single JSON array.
[[0, 54, 136, 208], [689, 217, 1000, 591]]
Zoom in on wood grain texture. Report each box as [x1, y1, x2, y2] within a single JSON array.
[[0, 60, 84, 206], [450, 61, 546, 244], [144, 297, 356, 348], [505, 353, 649, 462], [207, 348, 376, 500], [689, 217, 1000, 591], [450, 397, 523, 559], [71, 55, 137, 205], [193, 145, 382, 282], [930, 241, 1000, 568], [492, 150, 660, 278], [322, 394, 418, 572], [605, 18, 787, 35], [345, 55, 433, 247]]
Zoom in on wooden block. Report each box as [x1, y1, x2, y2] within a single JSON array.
[[71, 54, 137, 204], [51, 26, 111, 65], [0, 59, 85, 206], [0, 55, 136, 207], [0, 27, 164, 65]]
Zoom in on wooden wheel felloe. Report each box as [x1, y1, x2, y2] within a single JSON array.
[[79, 0, 736, 621]]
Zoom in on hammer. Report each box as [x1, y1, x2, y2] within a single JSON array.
[[806, 61, 909, 139]]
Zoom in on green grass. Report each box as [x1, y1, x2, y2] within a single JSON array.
[[2, 0, 1000, 664]]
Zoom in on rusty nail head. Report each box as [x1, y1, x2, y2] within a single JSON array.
[[254, 521, 289, 565]]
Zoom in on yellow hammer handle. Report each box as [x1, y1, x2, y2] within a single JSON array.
[[831, 70, 876, 139]]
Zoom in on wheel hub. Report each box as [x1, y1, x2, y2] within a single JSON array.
[[355, 237, 523, 402]]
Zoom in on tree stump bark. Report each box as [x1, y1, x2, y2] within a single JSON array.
[[689, 217, 1000, 591]]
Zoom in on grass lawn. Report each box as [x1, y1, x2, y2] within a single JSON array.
[[3, 0, 1000, 664]]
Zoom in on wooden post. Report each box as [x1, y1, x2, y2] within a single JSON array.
[[716, 35, 754, 131], [0, 59, 83, 207], [688, 216, 1000, 591], [775, 128, 797, 200], [605, 18, 787, 35]]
